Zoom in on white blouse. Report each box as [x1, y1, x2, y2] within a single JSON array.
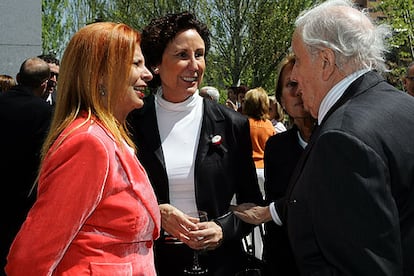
[[155, 89, 203, 214]]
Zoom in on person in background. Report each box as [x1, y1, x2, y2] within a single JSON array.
[[200, 85, 220, 102], [38, 53, 60, 105], [268, 95, 287, 133], [242, 87, 276, 196], [232, 0, 414, 275], [0, 74, 16, 92], [225, 85, 248, 112], [241, 87, 276, 265], [6, 22, 160, 275], [0, 57, 52, 276], [225, 86, 238, 110], [127, 11, 263, 276], [236, 85, 249, 113], [403, 61, 414, 96]]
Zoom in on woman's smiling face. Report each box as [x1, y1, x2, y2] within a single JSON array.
[[157, 29, 206, 103], [113, 44, 152, 122]]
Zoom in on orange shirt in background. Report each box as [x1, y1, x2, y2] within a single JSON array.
[[248, 117, 276, 168]]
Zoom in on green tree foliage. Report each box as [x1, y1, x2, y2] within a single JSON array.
[[42, 0, 306, 93], [200, 0, 316, 92], [208, 0, 250, 88], [245, 0, 315, 91], [42, 0, 108, 58], [107, 0, 203, 29], [42, 0, 69, 56], [42, 0, 308, 92], [42, 0, 413, 94], [374, 0, 414, 89]]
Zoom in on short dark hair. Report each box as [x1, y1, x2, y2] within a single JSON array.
[[227, 85, 249, 95], [141, 11, 210, 89], [37, 53, 60, 65]]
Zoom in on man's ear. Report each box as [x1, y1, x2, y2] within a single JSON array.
[[403, 77, 408, 88], [320, 48, 336, 81], [41, 81, 48, 95], [33, 80, 48, 98]]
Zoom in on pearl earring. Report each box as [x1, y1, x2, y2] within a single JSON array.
[[153, 67, 159, 74]]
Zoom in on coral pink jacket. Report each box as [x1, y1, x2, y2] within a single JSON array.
[[5, 115, 160, 276]]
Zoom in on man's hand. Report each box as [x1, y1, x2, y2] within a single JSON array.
[[230, 203, 272, 225]]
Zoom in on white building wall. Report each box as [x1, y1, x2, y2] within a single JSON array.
[[0, 0, 42, 77]]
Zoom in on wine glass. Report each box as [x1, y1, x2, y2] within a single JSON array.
[[183, 210, 209, 275]]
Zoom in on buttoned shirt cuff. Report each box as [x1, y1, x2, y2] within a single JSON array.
[[269, 202, 282, 226]]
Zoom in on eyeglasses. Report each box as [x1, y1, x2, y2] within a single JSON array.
[[406, 76, 414, 81]]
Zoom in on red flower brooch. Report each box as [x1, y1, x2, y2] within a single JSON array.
[[210, 135, 228, 153]]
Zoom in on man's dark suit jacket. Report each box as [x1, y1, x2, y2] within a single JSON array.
[[128, 94, 263, 275], [0, 85, 52, 275], [263, 125, 302, 276], [281, 71, 414, 276]]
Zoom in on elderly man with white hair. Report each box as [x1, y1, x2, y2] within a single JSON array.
[[231, 0, 414, 275]]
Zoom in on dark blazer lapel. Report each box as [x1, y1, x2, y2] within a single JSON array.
[[141, 94, 165, 168], [285, 124, 321, 201], [195, 99, 226, 166], [131, 95, 170, 202]]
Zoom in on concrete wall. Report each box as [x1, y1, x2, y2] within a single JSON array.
[[0, 0, 42, 77]]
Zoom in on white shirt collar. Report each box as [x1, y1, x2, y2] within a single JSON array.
[[296, 130, 308, 149], [155, 87, 202, 112], [318, 69, 369, 125]]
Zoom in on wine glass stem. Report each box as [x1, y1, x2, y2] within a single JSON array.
[[193, 251, 200, 269]]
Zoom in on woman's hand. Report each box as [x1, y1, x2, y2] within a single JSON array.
[[159, 204, 196, 241], [185, 220, 223, 251], [159, 204, 223, 250]]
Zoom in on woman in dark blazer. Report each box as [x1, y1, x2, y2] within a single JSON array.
[[262, 54, 315, 275], [127, 12, 263, 276]]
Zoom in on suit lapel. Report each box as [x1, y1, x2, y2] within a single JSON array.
[[140, 95, 165, 168], [286, 124, 321, 199], [321, 71, 383, 125], [195, 100, 226, 167]]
